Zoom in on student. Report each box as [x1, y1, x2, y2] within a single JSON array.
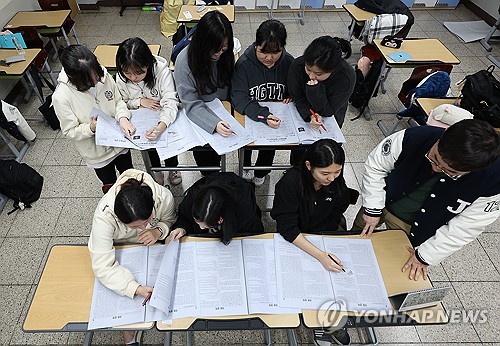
[[116, 37, 182, 186], [231, 19, 294, 187], [53, 45, 135, 192], [89, 169, 176, 345], [173, 11, 234, 175], [288, 36, 356, 129], [167, 172, 264, 244]]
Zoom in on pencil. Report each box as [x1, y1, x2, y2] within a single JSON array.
[[328, 253, 346, 272]]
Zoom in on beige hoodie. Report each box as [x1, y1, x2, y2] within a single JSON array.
[[116, 55, 179, 127], [88, 169, 177, 298], [52, 66, 131, 165]]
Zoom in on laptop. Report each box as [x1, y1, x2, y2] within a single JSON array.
[[390, 286, 451, 312]]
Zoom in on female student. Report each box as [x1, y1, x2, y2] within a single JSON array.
[[271, 139, 351, 271], [231, 19, 294, 187], [89, 169, 176, 344], [116, 37, 182, 186], [53, 45, 135, 192], [173, 11, 234, 174], [287, 36, 355, 129], [167, 172, 264, 245]]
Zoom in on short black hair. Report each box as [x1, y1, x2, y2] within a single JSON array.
[[60, 45, 104, 92], [116, 37, 157, 89], [114, 176, 154, 224], [255, 19, 287, 53], [438, 119, 500, 172], [303, 36, 350, 73]]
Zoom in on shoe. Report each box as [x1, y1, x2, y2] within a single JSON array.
[[253, 176, 266, 187], [125, 330, 143, 345], [168, 171, 182, 186], [153, 171, 164, 186], [242, 169, 254, 182], [313, 328, 351, 345]]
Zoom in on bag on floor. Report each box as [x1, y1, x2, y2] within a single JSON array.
[[0, 159, 44, 215], [35, 69, 60, 130], [458, 65, 500, 128]]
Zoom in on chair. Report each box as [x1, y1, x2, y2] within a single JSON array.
[[377, 64, 453, 137]]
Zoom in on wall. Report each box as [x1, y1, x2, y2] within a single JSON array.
[[0, 0, 41, 100], [469, 0, 498, 19]]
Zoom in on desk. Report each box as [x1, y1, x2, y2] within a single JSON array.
[[4, 10, 77, 47], [416, 97, 459, 116], [93, 44, 161, 71], [343, 4, 375, 40], [23, 245, 153, 346], [302, 230, 448, 344], [177, 5, 235, 23]]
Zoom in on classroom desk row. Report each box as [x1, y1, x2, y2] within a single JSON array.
[[24, 230, 448, 346]]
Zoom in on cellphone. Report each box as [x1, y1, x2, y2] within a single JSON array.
[[196, 4, 206, 12]]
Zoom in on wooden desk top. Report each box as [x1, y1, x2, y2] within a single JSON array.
[[4, 10, 71, 30], [23, 245, 153, 331], [374, 39, 460, 65], [343, 4, 375, 22], [302, 230, 448, 328], [93, 44, 161, 69], [416, 97, 460, 115], [177, 5, 235, 23], [0, 49, 40, 76]]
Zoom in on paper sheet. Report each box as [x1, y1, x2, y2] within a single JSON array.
[[293, 111, 346, 144], [95, 108, 142, 150], [149, 241, 179, 317], [128, 108, 168, 149]]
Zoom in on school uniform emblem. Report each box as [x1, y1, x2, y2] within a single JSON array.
[[150, 217, 159, 227], [381, 139, 392, 156], [104, 90, 114, 101], [151, 88, 159, 97]]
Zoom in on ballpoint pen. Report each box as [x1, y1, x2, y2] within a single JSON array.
[[221, 123, 236, 135], [309, 109, 327, 132], [257, 115, 280, 122], [142, 292, 152, 306], [328, 253, 346, 272]]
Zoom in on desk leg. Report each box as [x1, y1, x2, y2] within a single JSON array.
[[83, 331, 94, 346], [186, 330, 193, 346], [25, 70, 44, 104], [20, 78, 32, 103], [286, 329, 298, 346], [71, 26, 81, 44], [220, 154, 226, 172], [61, 27, 71, 46], [363, 60, 387, 120], [264, 330, 272, 346], [141, 150, 153, 176], [365, 327, 378, 345], [43, 60, 58, 87], [163, 331, 172, 346], [348, 19, 355, 41], [50, 39, 59, 61], [237, 147, 244, 177]]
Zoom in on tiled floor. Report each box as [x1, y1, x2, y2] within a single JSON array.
[[1, 4, 499, 346]]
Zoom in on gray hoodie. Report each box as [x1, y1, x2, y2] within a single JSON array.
[[231, 45, 294, 123]]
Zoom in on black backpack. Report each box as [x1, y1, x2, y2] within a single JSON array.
[[0, 160, 44, 215], [459, 65, 500, 128]]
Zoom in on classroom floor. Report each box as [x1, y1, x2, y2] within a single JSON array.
[[1, 4, 499, 346]]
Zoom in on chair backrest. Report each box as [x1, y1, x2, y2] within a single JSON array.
[[398, 64, 453, 107], [10, 26, 44, 49], [38, 0, 79, 20]]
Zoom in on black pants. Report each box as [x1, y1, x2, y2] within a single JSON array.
[[193, 146, 221, 176], [94, 151, 133, 185], [290, 148, 306, 166], [243, 149, 275, 178], [147, 150, 179, 168]]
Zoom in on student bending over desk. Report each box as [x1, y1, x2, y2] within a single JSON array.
[[174, 11, 234, 175], [231, 19, 294, 187], [116, 37, 182, 187], [53, 45, 135, 192], [167, 172, 264, 244], [89, 169, 176, 344]]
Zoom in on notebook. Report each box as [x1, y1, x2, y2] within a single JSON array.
[[387, 51, 413, 62]]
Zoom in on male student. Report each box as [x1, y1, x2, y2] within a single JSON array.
[[353, 119, 500, 281]]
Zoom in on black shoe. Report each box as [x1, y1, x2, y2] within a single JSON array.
[[331, 328, 351, 345], [313, 328, 351, 345]]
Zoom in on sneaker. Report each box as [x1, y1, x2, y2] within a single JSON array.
[[242, 169, 254, 182], [253, 176, 266, 187], [153, 171, 164, 186], [168, 171, 182, 186], [313, 328, 351, 345]]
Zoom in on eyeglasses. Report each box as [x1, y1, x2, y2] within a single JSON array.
[[424, 151, 466, 181]]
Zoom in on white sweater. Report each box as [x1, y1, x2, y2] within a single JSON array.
[[88, 169, 177, 298], [116, 55, 178, 127], [52, 66, 131, 165]]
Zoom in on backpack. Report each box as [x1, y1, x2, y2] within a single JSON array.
[[0, 160, 44, 215], [459, 65, 500, 128], [171, 25, 197, 64]]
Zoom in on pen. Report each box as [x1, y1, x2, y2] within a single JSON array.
[[328, 253, 346, 272], [142, 292, 152, 306], [221, 123, 236, 135], [257, 115, 280, 122], [309, 109, 327, 132]]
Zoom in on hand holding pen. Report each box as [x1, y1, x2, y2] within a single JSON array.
[[216, 121, 234, 137], [309, 109, 327, 133], [257, 114, 281, 129], [320, 252, 345, 272]]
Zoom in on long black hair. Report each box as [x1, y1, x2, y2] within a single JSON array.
[[304, 36, 350, 73], [300, 139, 347, 199], [188, 11, 234, 95], [114, 176, 154, 224], [116, 37, 157, 89], [60, 44, 104, 92]]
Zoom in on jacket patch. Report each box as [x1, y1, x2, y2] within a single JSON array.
[[104, 90, 114, 101], [484, 200, 499, 213], [325, 197, 332, 202], [150, 217, 159, 227], [447, 199, 471, 214], [151, 88, 159, 97], [249, 83, 285, 101], [381, 139, 392, 156]]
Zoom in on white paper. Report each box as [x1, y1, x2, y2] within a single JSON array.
[[95, 108, 142, 149], [293, 111, 346, 144], [156, 109, 207, 160], [323, 238, 392, 312], [242, 238, 300, 314], [195, 240, 249, 316], [188, 99, 253, 155], [274, 234, 335, 310], [128, 108, 168, 149], [149, 241, 179, 317], [88, 247, 148, 330]]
